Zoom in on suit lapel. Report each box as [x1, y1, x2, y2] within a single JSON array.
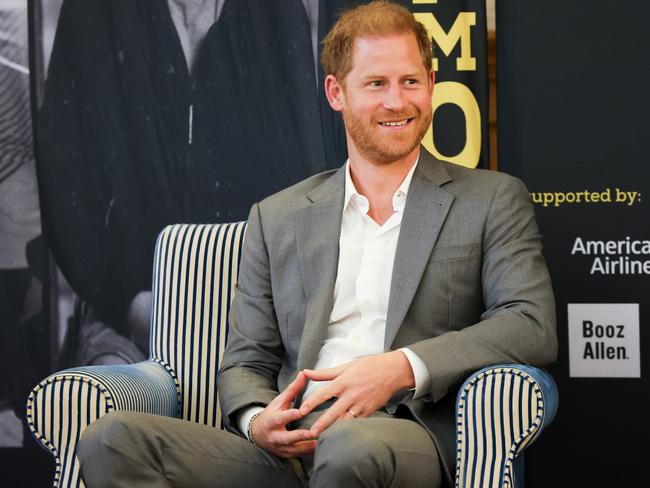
[[384, 152, 454, 349], [295, 167, 345, 371]]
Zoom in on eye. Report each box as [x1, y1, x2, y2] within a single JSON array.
[[405, 79, 418, 86], [368, 80, 383, 87]]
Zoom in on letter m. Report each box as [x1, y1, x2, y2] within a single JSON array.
[[414, 12, 476, 71]]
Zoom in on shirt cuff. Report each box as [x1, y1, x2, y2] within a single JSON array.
[[236, 406, 265, 440], [399, 347, 432, 399]]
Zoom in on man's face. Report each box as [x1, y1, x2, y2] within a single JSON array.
[[326, 33, 434, 165]]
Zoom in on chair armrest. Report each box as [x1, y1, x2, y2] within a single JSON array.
[[26, 359, 179, 488], [454, 364, 559, 488]]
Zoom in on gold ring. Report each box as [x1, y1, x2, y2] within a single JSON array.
[[347, 409, 358, 418]]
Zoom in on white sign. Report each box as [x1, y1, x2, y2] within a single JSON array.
[[568, 303, 641, 378]]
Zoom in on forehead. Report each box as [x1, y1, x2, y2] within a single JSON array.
[[348, 33, 426, 75]]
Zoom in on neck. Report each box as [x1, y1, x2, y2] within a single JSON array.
[[348, 146, 419, 200], [347, 146, 419, 225]]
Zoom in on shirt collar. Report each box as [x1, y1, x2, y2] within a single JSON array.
[[343, 156, 420, 214]]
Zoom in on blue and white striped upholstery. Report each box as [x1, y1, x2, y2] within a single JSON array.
[[27, 222, 558, 488], [27, 223, 246, 488], [454, 365, 559, 488], [148, 223, 246, 428], [26, 360, 179, 488]]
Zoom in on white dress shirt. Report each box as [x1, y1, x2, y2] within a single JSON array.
[[237, 158, 431, 436], [301, 159, 430, 400]]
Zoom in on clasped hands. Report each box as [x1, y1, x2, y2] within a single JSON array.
[[250, 350, 415, 458]]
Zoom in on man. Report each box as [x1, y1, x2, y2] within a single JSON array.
[[78, 2, 556, 487]]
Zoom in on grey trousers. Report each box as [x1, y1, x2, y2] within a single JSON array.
[[78, 410, 442, 488]]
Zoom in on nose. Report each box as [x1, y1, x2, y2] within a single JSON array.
[[382, 84, 406, 112]]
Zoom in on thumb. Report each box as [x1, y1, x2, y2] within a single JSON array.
[[273, 371, 306, 406]]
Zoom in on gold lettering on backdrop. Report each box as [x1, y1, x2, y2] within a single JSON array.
[[422, 81, 481, 168], [414, 12, 476, 71], [412, 0, 438, 4], [413, 9, 481, 168]]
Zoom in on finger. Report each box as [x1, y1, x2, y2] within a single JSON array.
[[337, 407, 359, 422], [299, 383, 338, 415], [285, 440, 319, 456], [270, 428, 316, 446], [273, 372, 306, 406], [277, 440, 319, 459], [302, 365, 344, 382], [272, 408, 304, 427], [309, 399, 350, 437]]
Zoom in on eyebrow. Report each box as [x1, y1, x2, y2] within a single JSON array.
[[361, 72, 424, 80]]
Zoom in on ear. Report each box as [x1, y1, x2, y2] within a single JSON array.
[[427, 69, 435, 96], [324, 74, 345, 112]]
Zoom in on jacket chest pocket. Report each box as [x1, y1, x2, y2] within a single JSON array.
[[422, 245, 483, 330], [428, 242, 481, 263]]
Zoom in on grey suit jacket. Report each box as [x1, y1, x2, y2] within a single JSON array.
[[218, 150, 557, 484]]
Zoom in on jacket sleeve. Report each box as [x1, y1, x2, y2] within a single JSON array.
[[408, 175, 557, 403], [218, 203, 284, 431]]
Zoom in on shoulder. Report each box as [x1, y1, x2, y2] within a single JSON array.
[[256, 167, 341, 214], [414, 153, 533, 221], [416, 149, 526, 193], [264, 168, 339, 203], [244, 167, 342, 241], [423, 158, 530, 205], [443, 161, 526, 192]]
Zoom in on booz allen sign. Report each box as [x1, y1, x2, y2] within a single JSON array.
[[568, 303, 641, 378], [496, 2, 649, 486]]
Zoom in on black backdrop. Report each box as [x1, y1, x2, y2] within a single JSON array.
[[497, 2, 650, 486]]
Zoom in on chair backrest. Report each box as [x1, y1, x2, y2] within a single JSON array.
[[149, 222, 246, 428]]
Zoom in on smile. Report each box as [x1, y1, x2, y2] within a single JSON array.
[[379, 118, 412, 127]]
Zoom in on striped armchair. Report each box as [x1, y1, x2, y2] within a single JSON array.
[[26, 223, 558, 488]]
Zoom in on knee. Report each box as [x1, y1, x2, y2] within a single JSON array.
[[78, 411, 142, 465], [311, 421, 394, 487]]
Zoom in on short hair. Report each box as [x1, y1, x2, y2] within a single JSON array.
[[321, 1, 433, 81]]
